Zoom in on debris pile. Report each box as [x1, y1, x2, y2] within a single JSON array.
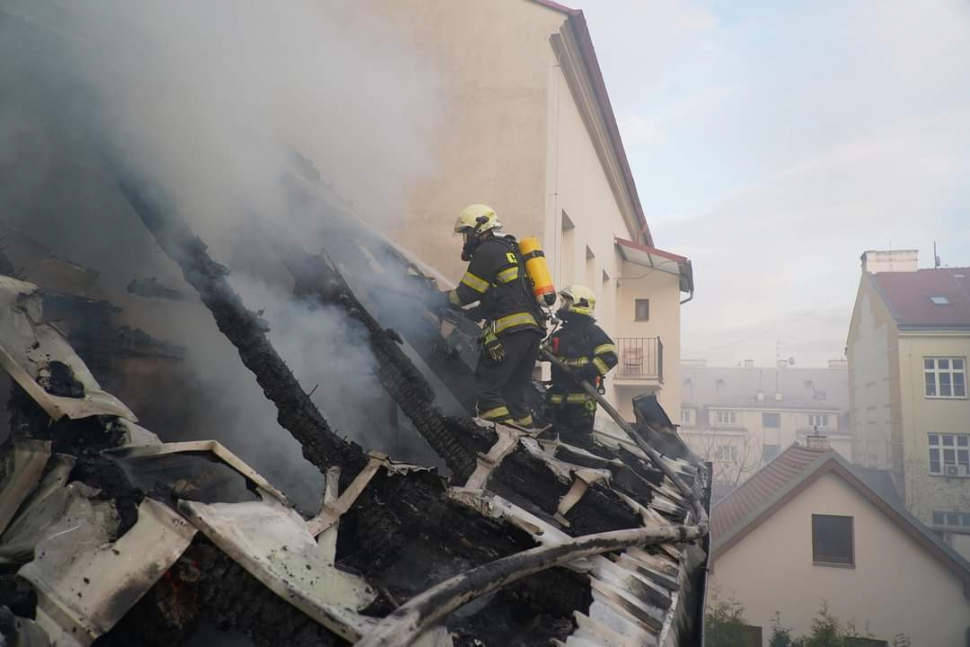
[[0, 179, 711, 645]]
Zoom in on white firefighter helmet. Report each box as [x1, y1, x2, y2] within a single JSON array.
[[559, 284, 596, 317], [454, 204, 502, 236]]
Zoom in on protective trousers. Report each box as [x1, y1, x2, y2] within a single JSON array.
[[474, 329, 542, 426]]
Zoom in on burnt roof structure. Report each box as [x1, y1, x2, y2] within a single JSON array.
[[0, 178, 713, 646]]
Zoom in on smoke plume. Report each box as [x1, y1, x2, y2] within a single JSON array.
[[0, 1, 447, 507]]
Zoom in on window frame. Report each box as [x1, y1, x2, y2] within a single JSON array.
[[932, 510, 970, 530], [812, 514, 855, 567], [634, 298, 650, 322], [715, 410, 737, 425], [762, 412, 780, 428], [928, 433, 970, 475], [763, 444, 781, 463], [923, 357, 967, 399], [807, 413, 829, 429]]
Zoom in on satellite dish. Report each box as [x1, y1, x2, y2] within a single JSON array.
[[788, 356, 795, 366]]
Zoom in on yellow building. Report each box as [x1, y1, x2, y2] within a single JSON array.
[[355, 0, 694, 419], [847, 249, 970, 560], [679, 361, 850, 498], [709, 444, 970, 646]]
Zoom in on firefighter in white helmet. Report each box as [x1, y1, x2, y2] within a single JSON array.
[[544, 284, 618, 440], [441, 204, 543, 427]]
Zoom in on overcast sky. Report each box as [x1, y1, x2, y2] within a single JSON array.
[[582, 0, 970, 367]]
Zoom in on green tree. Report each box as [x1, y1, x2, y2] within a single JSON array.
[[705, 595, 750, 647], [769, 612, 795, 647]]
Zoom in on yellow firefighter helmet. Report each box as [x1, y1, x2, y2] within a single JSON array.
[[454, 204, 502, 235], [558, 284, 596, 317]]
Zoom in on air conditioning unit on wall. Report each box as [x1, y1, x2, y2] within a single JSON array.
[[944, 464, 970, 478]]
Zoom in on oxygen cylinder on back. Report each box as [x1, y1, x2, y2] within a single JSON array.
[[517, 237, 556, 306]]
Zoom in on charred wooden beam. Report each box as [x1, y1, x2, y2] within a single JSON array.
[[277, 247, 490, 479], [114, 174, 369, 479]]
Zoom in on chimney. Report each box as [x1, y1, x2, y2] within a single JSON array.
[[806, 431, 829, 451], [860, 249, 918, 274], [828, 359, 848, 369]]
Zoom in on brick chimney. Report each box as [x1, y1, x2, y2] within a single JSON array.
[[861, 250, 918, 274], [828, 359, 848, 369]]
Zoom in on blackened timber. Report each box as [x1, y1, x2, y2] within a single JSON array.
[[114, 175, 369, 479], [278, 247, 490, 480], [310, 192, 481, 414]]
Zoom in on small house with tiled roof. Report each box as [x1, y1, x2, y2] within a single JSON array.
[[846, 249, 970, 562], [709, 443, 970, 646]]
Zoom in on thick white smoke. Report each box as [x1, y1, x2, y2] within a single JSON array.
[[0, 1, 449, 506]]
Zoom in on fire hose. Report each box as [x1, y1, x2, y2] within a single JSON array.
[[354, 353, 708, 647]]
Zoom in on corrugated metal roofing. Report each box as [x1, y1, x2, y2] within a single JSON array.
[[871, 267, 970, 329]]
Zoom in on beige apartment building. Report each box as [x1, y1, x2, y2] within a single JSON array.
[[847, 250, 970, 560], [678, 361, 850, 497], [709, 444, 970, 646], [359, 0, 694, 419]]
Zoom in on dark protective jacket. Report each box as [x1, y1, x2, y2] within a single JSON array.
[[546, 314, 618, 406], [450, 235, 542, 337]]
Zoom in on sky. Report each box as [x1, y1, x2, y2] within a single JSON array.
[[581, 0, 970, 367]]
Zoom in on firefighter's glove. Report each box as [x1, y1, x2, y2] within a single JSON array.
[[463, 305, 486, 322], [481, 329, 505, 364]]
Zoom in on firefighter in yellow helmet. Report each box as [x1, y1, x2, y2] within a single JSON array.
[[544, 284, 618, 441], [442, 204, 544, 427]]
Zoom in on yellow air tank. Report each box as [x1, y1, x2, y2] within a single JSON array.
[[518, 237, 557, 306]]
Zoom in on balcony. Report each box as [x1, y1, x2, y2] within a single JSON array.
[[614, 337, 663, 385]]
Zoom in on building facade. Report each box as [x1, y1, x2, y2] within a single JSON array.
[[356, 0, 694, 419], [847, 249, 970, 560], [679, 361, 850, 496], [709, 444, 970, 647]]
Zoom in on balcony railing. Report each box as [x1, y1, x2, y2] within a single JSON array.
[[615, 337, 663, 382]]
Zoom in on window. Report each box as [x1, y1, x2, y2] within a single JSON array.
[[716, 445, 739, 461], [635, 299, 650, 321], [680, 409, 693, 425], [763, 444, 781, 462], [715, 410, 737, 425], [930, 296, 950, 305], [932, 510, 970, 530], [762, 413, 780, 428], [808, 414, 829, 429], [924, 357, 966, 398], [812, 514, 854, 566], [928, 433, 970, 474]]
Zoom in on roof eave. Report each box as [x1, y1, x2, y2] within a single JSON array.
[[712, 451, 970, 593], [615, 237, 694, 293], [533, 0, 653, 247]]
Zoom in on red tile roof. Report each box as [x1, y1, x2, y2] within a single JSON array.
[[527, 0, 654, 246], [871, 267, 970, 329], [710, 444, 828, 541]]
